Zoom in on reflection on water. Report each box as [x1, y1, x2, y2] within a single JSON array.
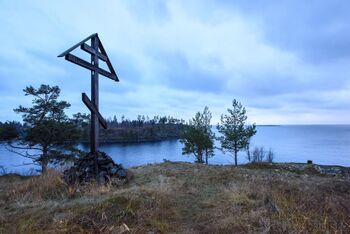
[[1, 125, 350, 174]]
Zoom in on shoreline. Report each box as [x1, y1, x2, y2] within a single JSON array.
[[79, 136, 180, 144], [2, 161, 350, 177]]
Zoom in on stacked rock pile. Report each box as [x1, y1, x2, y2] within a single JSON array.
[[64, 151, 127, 184]]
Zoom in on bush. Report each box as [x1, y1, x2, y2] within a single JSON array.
[[266, 148, 274, 163], [250, 146, 275, 163]]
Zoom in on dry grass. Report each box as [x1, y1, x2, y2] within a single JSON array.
[[3, 169, 73, 200], [0, 162, 350, 233]]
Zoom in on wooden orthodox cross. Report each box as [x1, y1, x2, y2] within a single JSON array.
[[58, 33, 118, 157]]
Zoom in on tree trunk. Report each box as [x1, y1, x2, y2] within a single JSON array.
[[233, 143, 238, 166], [247, 149, 251, 162], [41, 147, 49, 173], [205, 149, 208, 165], [197, 149, 203, 163], [234, 150, 238, 166]]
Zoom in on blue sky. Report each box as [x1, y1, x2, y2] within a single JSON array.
[[0, 0, 350, 124]]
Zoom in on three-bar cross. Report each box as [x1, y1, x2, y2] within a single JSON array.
[[58, 33, 118, 156]]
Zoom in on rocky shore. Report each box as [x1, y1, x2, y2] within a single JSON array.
[[244, 162, 350, 178]]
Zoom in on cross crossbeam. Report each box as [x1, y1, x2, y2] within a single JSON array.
[[65, 53, 117, 80], [81, 43, 108, 62], [82, 93, 107, 129]]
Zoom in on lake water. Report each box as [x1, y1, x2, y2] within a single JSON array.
[[1, 125, 350, 174]]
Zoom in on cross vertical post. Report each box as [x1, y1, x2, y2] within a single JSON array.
[[91, 36, 99, 179], [91, 36, 99, 154]]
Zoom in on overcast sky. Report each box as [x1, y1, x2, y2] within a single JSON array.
[[0, 0, 349, 124]]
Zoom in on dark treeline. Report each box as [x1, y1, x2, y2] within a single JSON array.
[[1, 114, 186, 144], [71, 113, 186, 143], [0, 115, 186, 131], [106, 115, 186, 128], [0, 121, 22, 142], [101, 115, 185, 143]]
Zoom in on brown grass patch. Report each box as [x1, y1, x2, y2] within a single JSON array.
[[3, 169, 72, 201], [1, 162, 350, 233]]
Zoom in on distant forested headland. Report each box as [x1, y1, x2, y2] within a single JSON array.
[[0, 114, 186, 144], [74, 114, 186, 143]]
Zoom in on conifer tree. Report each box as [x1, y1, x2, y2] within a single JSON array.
[[7, 84, 80, 173], [180, 106, 215, 164], [217, 99, 256, 166]]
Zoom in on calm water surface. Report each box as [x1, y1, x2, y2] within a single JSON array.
[[1, 125, 350, 173]]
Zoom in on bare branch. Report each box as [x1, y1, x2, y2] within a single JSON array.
[[7, 142, 42, 151], [12, 162, 36, 167], [5, 145, 40, 160]]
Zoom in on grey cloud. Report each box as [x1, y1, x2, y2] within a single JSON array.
[[1, 0, 350, 124], [151, 51, 226, 93], [125, 0, 170, 22], [218, 0, 350, 64]]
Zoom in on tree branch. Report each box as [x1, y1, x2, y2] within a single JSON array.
[[5, 146, 38, 160], [7, 142, 42, 151]]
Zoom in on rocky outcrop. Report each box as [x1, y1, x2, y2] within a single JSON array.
[[63, 151, 127, 184]]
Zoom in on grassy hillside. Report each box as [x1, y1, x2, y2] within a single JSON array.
[[1, 162, 349, 233]]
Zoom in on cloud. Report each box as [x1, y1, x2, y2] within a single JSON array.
[[0, 0, 349, 124], [220, 0, 350, 64]]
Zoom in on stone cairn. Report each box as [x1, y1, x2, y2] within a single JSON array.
[[64, 151, 127, 184]]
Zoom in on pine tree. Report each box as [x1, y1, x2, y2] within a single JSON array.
[[217, 99, 256, 166], [180, 106, 215, 164], [8, 84, 80, 173]]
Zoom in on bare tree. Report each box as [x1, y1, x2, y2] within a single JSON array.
[[250, 146, 275, 163], [266, 148, 275, 163]]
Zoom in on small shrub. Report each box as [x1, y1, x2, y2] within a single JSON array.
[[266, 148, 274, 163], [250, 146, 275, 163], [303, 164, 320, 175], [252, 146, 265, 162]]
